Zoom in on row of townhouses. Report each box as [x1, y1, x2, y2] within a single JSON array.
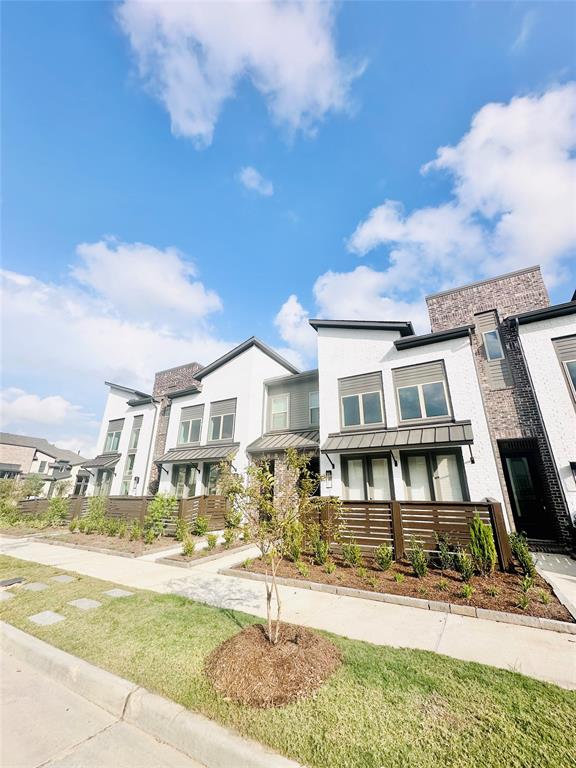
[[82, 266, 576, 550]]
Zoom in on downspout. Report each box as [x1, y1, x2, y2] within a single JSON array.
[[512, 318, 572, 533], [142, 399, 160, 497]]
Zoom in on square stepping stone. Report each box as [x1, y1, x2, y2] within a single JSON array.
[[0, 591, 14, 602], [103, 589, 134, 598], [23, 582, 48, 592], [29, 611, 65, 626], [51, 575, 76, 584], [67, 598, 102, 611]]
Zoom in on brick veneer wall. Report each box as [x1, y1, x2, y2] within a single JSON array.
[[147, 362, 202, 493], [425, 267, 571, 547]]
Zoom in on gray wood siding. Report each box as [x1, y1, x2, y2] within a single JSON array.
[[553, 335, 576, 362], [474, 311, 513, 390], [266, 376, 319, 431], [338, 371, 385, 430], [180, 404, 205, 421]]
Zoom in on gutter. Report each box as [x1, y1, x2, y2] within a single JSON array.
[[142, 400, 160, 496]]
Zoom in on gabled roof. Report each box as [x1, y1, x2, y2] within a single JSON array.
[[309, 319, 414, 336], [0, 432, 87, 464], [195, 337, 299, 380], [508, 301, 576, 326], [105, 381, 153, 399], [394, 325, 473, 350]]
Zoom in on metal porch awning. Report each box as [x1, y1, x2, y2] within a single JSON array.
[[81, 453, 121, 469], [247, 430, 319, 454], [321, 421, 473, 454], [156, 443, 240, 463]]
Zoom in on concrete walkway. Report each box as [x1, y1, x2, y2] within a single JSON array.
[[535, 552, 576, 620], [1, 649, 204, 768], [1, 535, 575, 689]]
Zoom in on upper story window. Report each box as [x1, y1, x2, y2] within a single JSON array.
[[553, 335, 576, 404], [338, 372, 385, 430], [483, 329, 505, 361], [309, 391, 319, 426], [177, 404, 204, 445], [104, 418, 124, 452], [128, 415, 143, 451], [393, 361, 451, 423], [38, 461, 46, 473], [565, 360, 576, 394], [270, 394, 289, 430], [208, 398, 237, 442]]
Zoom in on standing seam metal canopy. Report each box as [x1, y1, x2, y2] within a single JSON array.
[[321, 421, 473, 453], [246, 430, 320, 454], [156, 443, 240, 463]]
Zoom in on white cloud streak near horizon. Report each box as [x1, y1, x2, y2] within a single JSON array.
[[116, 0, 362, 147]]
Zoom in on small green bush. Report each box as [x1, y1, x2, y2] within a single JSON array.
[[407, 538, 428, 578], [342, 541, 364, 568], [460, 583, 474, 600], [436, 577, 448, 592], [129, 520, 143, 541], [357, 566, 368, 580], [454, 546, 474, 582], [207, 533, 218, 550], [117, 520, 127, 539], [520, 574, 533, 594], [241, 557, 253, 569], [517, 593, 530, 611], [144, 528, 155, 545], [374, 544, 393, 572], [223, 528, 236, 548], [469, 514, 497, 576], [324, 558, 336, 575], [68, 517, 78, 533], [225, 508, 243, 529], [45, 496, 69, 527], [509, 532, 536, 578], [192, 515, 209, 537], [105, 517, 120, 537], [241, 524, 251, 543], [182, 535, 196, 557], [309, 524, 329, 565], [394, 572, 405, 584], [175, 518, 189, 542], [282, 520, 304, 562], [435, 534, 454, 573], [296, 560, 310, 578], [145, 494, 177, 540], [485, 584, 500, 598], [538, 589, 550, 605]]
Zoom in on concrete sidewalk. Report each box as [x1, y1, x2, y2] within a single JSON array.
[[1, 535, 575, 689], [1, 649, 204, 768], [535, 552, 576, 619]]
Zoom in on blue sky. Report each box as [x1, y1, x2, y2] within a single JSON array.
[[2, 1, 575, 456]]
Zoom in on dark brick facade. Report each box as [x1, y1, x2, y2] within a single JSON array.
[[426, 267, 572, 548], [147, 362, 202, 493]]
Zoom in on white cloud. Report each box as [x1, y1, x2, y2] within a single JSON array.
[[511, 11, 538, 54], [116, 0, 361, 147], [72, 238, 222, 321], [0, 388, 90, 426], [238, 166, 274, 197], [274, 294, 317, 359], [348, 83, 576, 293]]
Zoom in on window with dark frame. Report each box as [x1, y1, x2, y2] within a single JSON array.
[[400, 449, 469, 502]]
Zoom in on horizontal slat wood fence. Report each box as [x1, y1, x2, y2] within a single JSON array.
[[16, 494, 228, 534], [313, 498, 512, 570]]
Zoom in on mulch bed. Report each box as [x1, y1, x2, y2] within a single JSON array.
[[40, 532, 179, 556], [244, 554, 573, 623], [165, 540, 249, 563], [0, 526, 63, 537], [205, 622, 342, 707]]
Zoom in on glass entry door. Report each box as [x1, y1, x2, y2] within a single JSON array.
[[342, 455, 393, 501], [402, 450, 467, 502]]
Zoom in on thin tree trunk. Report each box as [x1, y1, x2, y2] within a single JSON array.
[[272, 557, 282, 645], [264, 563, 273, 643]]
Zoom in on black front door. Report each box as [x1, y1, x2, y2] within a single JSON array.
[[499, 441, 552, 539]]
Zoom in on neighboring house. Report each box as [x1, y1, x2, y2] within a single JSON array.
[[83, 383, 159, 497], [0, 432, 88, 496]]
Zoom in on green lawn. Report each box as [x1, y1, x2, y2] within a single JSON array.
[[1, 555, 574, 768]]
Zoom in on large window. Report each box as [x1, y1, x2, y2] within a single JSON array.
[[341, 455, 393, 501], [483, 329, 505, 361], [104, 430, 121, 452], [172, 464, 197, 498], [342, 391, 383, 428], [178, 418, 202, 445], [203, 462, 220, 495], [95, 469, 113, 495], [129, 426, 141, 451], [397, 381, 449, 421], [270, 394, 289, 430], [401, 450, 468, 502], [309, 391, 319, 426], [209, 413, 235, 441]]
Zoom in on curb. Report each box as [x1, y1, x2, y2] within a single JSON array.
[[220, 566, 576, 636], [36, 537, 177, 560], [1, 622, 302, 768], [157, 543, 254, 568]]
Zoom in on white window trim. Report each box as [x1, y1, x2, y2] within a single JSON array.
[[483, 329, 505, 361], [309, 391, 319, 426], [341, 390, 384, 428], [129, 427, 140, 451], [270, 394, 289, 431], [104, 430, 121, 452], [178, 417, 202, 445], [209, 413, 235, 441], [563, 359, 576, 397], [396, 380, 451, 422]]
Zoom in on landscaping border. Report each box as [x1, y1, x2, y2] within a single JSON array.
[[36, 536, 178, 560], [157, 543, 254, 568], [220, 566, 576, 635], [1, 621, 301, 768]]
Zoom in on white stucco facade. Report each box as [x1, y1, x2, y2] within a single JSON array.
[[316, 326, 505, 512], [519, 315, 576, 519]]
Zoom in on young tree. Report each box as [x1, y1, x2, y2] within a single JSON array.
[[219, 448, 335, 645]]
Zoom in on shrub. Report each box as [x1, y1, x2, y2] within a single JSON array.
[[394, 572, 405, 584], [407, 538, 428, 578], [223, 528, 236, 549], [45, 496, 69, 527], [145, 494, 177, 540], [435, 534, 454, 573], [175, 518, 189, 542], [282, 519, 304, 562], [454, 546, 474, 582], [241, 558, 253, 569], [509, 532, 536, 578], [485, 585, 500, 598], [68, 517, 78, 533], [520, 575, 533, 594], [105, 517, 120, 537], [374, 544, 393, 572], [538, 589, 550, 605], [436, 577, 448, 592], [192, 515, 209, 537], [342, 541, 364, 568], [460, 583, 474, 600], [324, 558, 336, 575], [309, 524, 329, 565], [83, 495, 107, 534], [241, 524, 251, 543], [117, 520, 127, 539], [357, 566, 368, 580], [225, 508, 243, 529], [469, 514, 497, 576], [144, 528, 155, 545], [517, 593, 530, 611], [367, 575, 379, 589], [296, 560, 310, 578], [182, 535, 196, 557], [207, 533, 218, 550], [129, 520, 143, 541]]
